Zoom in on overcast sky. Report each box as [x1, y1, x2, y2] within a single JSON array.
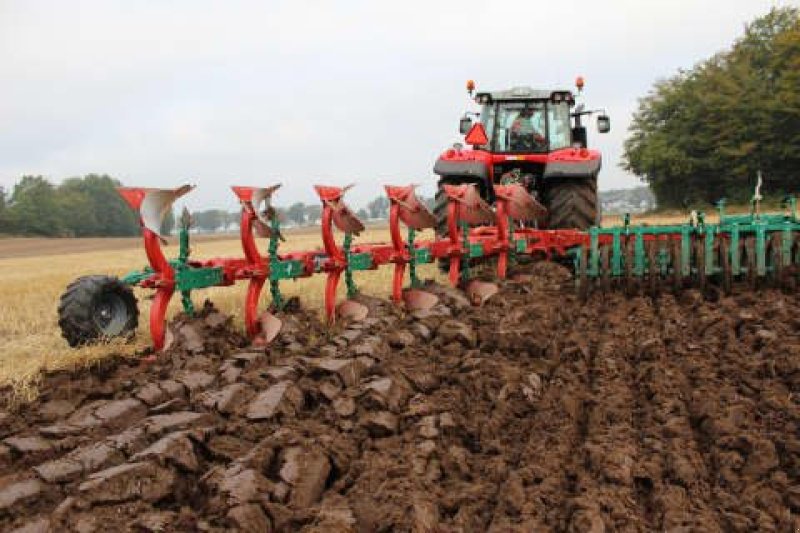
[[0, 0, 794, 210]]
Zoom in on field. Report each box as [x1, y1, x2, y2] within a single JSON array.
[[0, 209, 741, 400], [0, 259, 797, 531], [0, 225, 441, 401]]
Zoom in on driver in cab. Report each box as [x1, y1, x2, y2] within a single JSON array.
[[510, 108, 545, 150]]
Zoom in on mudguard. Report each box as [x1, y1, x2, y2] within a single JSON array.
[[543, 159, 601, 179], [433, 158, 492, 198]]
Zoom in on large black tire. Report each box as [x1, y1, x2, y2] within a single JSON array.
[[58, 275, 139, 347], [543, 178, 599, 230], [434, 184, 452, 273]]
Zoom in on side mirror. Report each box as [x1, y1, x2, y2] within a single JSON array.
[[459, 116, 473, 135], [597, 114, 611, 133]]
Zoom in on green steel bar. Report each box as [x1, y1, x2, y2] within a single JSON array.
[[755, 224, 767, 276], [634, 229, 645, 277], [181, 291, 195, 316], [407, 228, 421, 288], [268, 217, 285, 310], [612, 228, 622, 276], [589, 226, 600, 276], [681, 227, 692, 277], [343, 233, 358, 299], [507, 217, 516, 266], [178, 225, 190, 264]]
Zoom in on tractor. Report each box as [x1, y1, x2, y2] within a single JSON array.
[[433, 78, 610, 238]]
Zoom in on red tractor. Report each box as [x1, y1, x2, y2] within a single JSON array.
[[433, 78, 610, 236]]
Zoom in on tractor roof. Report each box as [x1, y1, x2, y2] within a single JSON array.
[[476, 86, 573, 102]]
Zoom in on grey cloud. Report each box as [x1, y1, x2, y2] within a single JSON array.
[[0, 0, 788, 210]]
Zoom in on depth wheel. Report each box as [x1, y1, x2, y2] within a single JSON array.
[[58, 275, 139, 347]]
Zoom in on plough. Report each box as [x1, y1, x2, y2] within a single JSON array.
[[58, 182, 586, 351], [58, 180, 799, 352]]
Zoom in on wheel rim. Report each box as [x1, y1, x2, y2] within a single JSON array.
[[92, 293, 130, 336]]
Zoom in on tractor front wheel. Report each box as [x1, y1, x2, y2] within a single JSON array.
[[58, 275, 139, 347], [543, 178, 599, 230]]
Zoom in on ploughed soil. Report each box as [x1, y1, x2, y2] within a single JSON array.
[[0, 263, 798, 532]]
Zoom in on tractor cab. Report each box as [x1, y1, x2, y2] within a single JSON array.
[[460, 85, 610, 153], [434, 78, 610, 233], [460, 88, 577, 153]]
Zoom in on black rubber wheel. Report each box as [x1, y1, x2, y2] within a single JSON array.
[[58, 275, 139, 347], [543, 177, 598, 230]]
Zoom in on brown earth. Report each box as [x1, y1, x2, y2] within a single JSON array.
[[0, 262, 798, 532]]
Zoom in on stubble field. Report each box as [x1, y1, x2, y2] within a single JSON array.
[[0, 225, 442, 401]]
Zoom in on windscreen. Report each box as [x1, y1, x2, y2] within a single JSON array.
[[481, 101, 571, 153]]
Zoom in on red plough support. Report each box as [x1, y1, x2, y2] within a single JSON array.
[[231, 185, 282, 342], [386, 185, 436, 304], [315, 185, 368, 324], [118, 185, 194, 351]]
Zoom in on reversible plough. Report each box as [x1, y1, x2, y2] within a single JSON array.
[[58, 181, 799, 352]]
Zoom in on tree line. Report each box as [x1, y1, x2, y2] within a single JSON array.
[[623, 7, 800, 208], [0, 174, 432, 237], [0, 175, 141, 237]]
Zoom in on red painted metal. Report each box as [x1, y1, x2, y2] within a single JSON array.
[[231, 186, 270, 337]]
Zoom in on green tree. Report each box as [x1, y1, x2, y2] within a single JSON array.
[[367, 196, 389, 219], [304, 204, 321, 225], [7, 176, 65, 236], [160, 208, 176, 236], [58, 174, 139, 236], [192, 209, 228, 232], [0, 186, 7, 233], [286, 202, 306, 226], [623, 7, 800, 207]]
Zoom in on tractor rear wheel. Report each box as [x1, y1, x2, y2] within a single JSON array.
[[543, 178, 598, 230], [434, 179, 456, 273], [58, 275, 139, 347]]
